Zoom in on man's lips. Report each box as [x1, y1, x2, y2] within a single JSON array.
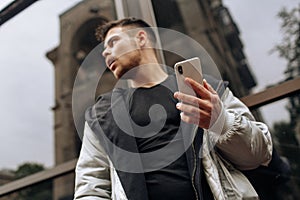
[[107, 58, 116, 70]]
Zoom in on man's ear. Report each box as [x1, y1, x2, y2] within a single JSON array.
[[136, 30, 147, 47]]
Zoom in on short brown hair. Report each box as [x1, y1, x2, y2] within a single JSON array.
[[95, 17, 157, 44]]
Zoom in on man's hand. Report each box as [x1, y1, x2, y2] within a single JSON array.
[[174, 78, 222, 129]]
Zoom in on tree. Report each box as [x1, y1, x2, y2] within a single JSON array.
[[14, 162, 52, 200], [271, 4, 300, 199], [272, 5, 300, 127]]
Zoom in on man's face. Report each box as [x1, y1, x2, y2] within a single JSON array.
[[102, 27, 141, 79]]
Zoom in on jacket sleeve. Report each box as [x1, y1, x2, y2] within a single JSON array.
[[74, 122, 112, 200], [208, 88, 273, 170]]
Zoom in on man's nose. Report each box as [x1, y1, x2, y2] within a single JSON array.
[[102, 47, 110, 58]]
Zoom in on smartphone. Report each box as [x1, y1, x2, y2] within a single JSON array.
[[174, 57, 203, 97]]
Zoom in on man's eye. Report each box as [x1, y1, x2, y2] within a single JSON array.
[[111, 39, 117, 46]]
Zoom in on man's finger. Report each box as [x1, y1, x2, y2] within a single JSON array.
[[203, 79, 217, 94], [185, 77, 210, 99], [174, 92, 199, 106]]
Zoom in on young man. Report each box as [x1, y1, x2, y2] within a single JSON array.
[[74, 17, 272, 200]]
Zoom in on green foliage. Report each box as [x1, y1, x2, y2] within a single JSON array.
[[15, 162, 45, 179], [270, 4, 300, 199], [271, 5, 300, 125], [14, 162, 53, 200], [271, 6, 300, 65]]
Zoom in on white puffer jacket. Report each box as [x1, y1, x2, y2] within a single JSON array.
[[74, 87, 272, 200]]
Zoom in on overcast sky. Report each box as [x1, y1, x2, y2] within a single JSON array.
[[0, 0, 298, 170]]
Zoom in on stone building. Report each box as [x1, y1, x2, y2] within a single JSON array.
[[47, 0, 257, 199]]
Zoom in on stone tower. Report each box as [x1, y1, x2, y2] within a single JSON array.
[[46, 0, 116, 199]]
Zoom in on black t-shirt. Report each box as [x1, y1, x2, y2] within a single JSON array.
[[129, 81, 196, 200]]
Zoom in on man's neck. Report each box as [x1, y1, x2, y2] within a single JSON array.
[[128, 63, 168, 88]]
